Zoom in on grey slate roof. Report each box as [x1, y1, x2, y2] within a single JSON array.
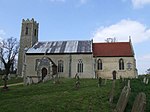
[[26, 40, 92, 54]]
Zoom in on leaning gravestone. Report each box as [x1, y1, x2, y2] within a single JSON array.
[[143, 77, 146, 84], [131, 92, 146, 112], [109, 80, 115, 103], [114, 86, 131, 112]]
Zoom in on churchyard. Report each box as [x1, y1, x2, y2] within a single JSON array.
[[0, 76, 150, 112]]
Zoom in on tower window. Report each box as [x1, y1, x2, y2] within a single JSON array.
[[58, 60, 64, 73], [97, 59, 102, 70], [25, 27, 28, 35], [119, 59, 124, 70], [77, 59, 83, 73]]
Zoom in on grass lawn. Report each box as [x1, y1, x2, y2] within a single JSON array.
[[0, 78, 149, 112]]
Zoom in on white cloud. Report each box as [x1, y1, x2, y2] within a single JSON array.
[[92, 19, 150, 44], [131, 0, 150, 8]]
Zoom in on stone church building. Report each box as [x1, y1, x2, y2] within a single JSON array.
[[17, 19, 138, 84]]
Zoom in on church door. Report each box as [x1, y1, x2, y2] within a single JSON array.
[[42, 68, 47, 80], [112, 71, 117, 80]]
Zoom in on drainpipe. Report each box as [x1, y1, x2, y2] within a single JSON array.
[[69, 54, 72, 78]]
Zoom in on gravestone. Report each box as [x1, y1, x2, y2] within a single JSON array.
[[127, 80, 130, 88], [98, 77, 102, 87], [146, 78, 149, 85], [143, 77, 146, 84], [52, 74, 60, 84], [109, 80, 115, 103], [131, 92, 146, 112], [114, 86, 131, 112], [26, 76, 33, 85], [8, 74, 11, 80], [104, 79, 107, 85], [43, 75, 49, 82]]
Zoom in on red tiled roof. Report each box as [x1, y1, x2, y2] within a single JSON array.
[[93, 42, 134, 57]]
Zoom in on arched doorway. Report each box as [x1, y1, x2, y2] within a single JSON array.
[[112, 71, 117, 80], [42, 67, 47, 80]]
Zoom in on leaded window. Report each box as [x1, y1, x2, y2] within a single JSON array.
[[77, 59, 83, 73], [119, 58, 124, 70], [58, 60, 64, 73], [97, 59, 102, 70]]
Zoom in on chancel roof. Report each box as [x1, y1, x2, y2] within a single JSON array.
[[93, 42, 134, 57], [26, 40, 92, 54]]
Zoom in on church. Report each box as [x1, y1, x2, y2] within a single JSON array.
[[17, 18, 138, 84]]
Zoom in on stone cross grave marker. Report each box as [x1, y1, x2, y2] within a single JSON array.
[[75, 75, 80, 90], [131, 92, 146, 112], [114, 86, 131, 112]]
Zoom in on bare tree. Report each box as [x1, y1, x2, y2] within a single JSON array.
[[146, 68, 150, 75], [0, 37, 19, 89]]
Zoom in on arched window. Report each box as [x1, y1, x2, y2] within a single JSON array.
[[58, 60, 63, 73], [25, 27, 28, 35], [77, 59, 83, 73], [97, 59, 102, 70], [119, 59, 124, 70]]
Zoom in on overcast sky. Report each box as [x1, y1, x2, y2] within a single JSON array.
[[0, 0, 150, 74]]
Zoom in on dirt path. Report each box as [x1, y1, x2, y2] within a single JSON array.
[[0, 82, 23, 88]]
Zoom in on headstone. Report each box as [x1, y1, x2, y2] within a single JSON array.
[[131, 92, 146, 112], [8, 74, 11, 80], [75, 73, 78, 79], [143, 77, 146, 84], [98, 77, 102, 87], [26, 76, 33, 85], [128, 80, 130, 88], [42, 75, 49, 82], [109, 80, 115, 103], [104, 79, 107, 85], [146, 78, 149, 85], [114, 86, 131, 112], [52, 74, 60, 84]]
